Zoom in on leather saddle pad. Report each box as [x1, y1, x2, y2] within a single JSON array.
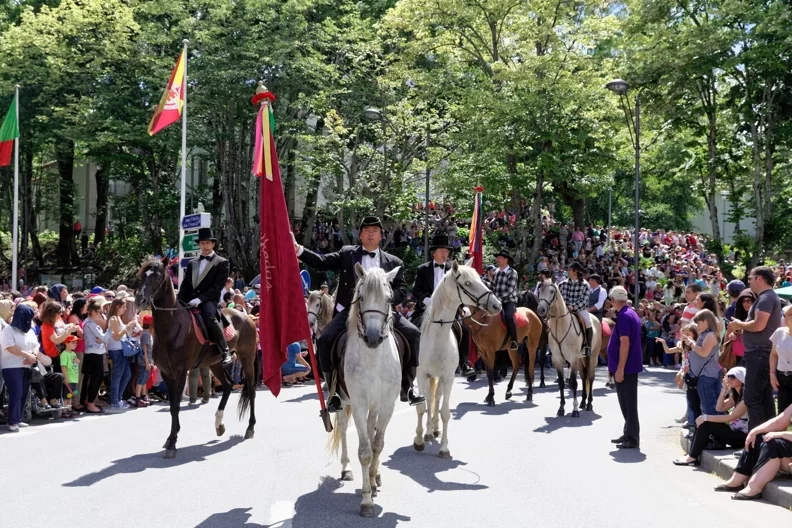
[[498, 310, 529, 330], [331, 329, 410, 399], [190, 309, 235, 346]]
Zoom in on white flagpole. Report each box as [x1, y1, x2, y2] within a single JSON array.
[[11, 85, 19, 291], [178, 39, 188, 288]]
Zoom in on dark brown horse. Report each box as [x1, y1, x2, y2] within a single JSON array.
[[135, 258, 258, 459]]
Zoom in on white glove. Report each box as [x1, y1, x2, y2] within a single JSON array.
[[422, 297, 431, 307], [189, 298, 201, 307]]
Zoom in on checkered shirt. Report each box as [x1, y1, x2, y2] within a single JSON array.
[[484, 267, 518, 304], [559, 278, 589, 313]]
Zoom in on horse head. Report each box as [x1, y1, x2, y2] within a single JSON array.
[[306, 290, 333, 335], [448, 261, 501, 315], [535, 278, 562, 318], [136, 257, 172, 311], [350, 263, 398, 349]]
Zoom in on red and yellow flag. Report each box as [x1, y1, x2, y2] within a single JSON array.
[[147, 50, 185, 136]]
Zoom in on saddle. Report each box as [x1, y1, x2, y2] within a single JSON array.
[[498, 310, 529, 331], [329, 329, 411, 401], [189, 309, 236, 345]]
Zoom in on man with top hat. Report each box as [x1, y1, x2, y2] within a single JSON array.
[[177, 227, 233, 366], [560, 261, 594, 356], [411, 233, 476, 378], [483, 249, 519, 350], [294, 216, 425, 413]]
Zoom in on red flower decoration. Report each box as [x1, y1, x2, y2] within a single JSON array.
[[251, 91, 276, 106]]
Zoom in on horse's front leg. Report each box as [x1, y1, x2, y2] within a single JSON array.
[[438, 378, 453, 459], [209, 361, 233, 436], [351, 408, 375, 517], [413, 368, 428, 451], [539, 346, 546, 388], [569, 367, 580, 418], [555, 364, 566, 417], [505, 345, 521, 400], [371, 404, 395, 493], [163, 376, 185, 459], [483, 352, 496, 406], [339, 407, 353, 481]]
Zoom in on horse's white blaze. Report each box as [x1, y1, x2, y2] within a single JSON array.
[[145, 269, 154, 277]]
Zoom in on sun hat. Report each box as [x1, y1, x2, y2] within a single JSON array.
[[726, 366, 746, 384]]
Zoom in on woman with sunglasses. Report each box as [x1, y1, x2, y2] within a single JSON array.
[[727, 290, 756, 367], [673, 366, 748, 466], [769, 304, 792, 413]]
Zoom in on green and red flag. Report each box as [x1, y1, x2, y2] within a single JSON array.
[[147, 50, 185, 136], [0, 94, 19, 167]]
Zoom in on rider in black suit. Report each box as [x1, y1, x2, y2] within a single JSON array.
[[411, 234, 475, 379], [295, 216, 425, 413], [177, 228, 232, 366]]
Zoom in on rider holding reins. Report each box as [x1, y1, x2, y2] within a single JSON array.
[[559, 261, 593, 357], [483, 249, 519, 350]]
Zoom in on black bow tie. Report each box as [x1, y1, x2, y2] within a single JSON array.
[[363, 250, 377, 259], [434, 263, 445, 269], [199, 255, 213, 261]]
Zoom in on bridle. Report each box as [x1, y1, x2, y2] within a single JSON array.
[[538, 282, 580, 346], [146, 267, 181, 312], [350, 288, 393, 342], [433, 271, 496, 326]]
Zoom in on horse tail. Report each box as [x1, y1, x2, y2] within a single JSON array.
[[328, 406, 351, 455], [237, 375, 254, 420]]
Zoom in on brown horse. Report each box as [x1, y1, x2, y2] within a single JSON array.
[[135, 258, 258, 459], [463, 306, 543, 405]]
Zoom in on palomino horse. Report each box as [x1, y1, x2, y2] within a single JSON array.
[[329, 264, 402, 518], [535, 279, 601, 417], [135, 258, 258, 459], [413, 261, 502, 458], [306, 290, 334, 338], [464, 303, 542, 406]]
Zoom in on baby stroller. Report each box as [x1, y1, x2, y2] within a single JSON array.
[[27, 364, 69, 421]]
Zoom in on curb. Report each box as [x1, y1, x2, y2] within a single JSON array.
[[680, 431, 792, 509]]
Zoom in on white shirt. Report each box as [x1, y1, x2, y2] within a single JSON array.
[[590, 286, 607, 310], [770, 327, 792, 372], [199, 252, 216, 276], [0, 325, 39, 370], [433, 261, 446, 290], [361, 248, 381, 271]]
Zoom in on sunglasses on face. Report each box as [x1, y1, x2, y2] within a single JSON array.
[[727, 374, 736, 380], [741, 298, 753, 304]]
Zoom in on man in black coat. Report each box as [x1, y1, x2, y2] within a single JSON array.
[[295, 216, 425, 413], [177, 228, 232, 366], [411, 234, 475, 378]]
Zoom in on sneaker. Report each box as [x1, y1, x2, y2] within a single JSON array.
[[17, 422, 29, 428], [127, 397, 137, 405], [109, 403, 126, 411], [8, 424, 19, 432]]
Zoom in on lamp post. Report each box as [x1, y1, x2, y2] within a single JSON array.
[[606, 79, 640, 303], [364, 106, 432, 262]]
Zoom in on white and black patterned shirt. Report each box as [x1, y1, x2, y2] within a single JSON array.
[[559, 278, 589, 312], [484, 266, 518, 304]]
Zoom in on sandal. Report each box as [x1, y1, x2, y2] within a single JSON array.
[[85, 408, 104, 414], [714, 484, 744, 492]]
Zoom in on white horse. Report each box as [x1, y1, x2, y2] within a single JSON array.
[[413, 261, 502, 459], [535, 279, 601, 417], [329, 264, 402, 518], [306, 290, 334, 337]]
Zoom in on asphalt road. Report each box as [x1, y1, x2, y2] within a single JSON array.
[[2, 366, 790, 527]]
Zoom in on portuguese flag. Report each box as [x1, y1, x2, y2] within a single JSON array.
[[0, 94, 19, 167]]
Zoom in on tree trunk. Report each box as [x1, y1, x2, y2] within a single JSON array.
[[706, 111, 720, 243], [22, 148, 43, 268], [94, 162, 109, 247], [527, 170, 544, 267], [749, 119, 763, 268], [55, 138, 76, 267]]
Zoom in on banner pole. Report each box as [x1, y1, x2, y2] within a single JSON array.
[[11, 85, 19, 290], [305, 332, 332, 432], [178, 39, 188, 287]]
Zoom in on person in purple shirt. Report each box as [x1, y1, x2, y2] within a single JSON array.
[[608, 285, 644, 449]]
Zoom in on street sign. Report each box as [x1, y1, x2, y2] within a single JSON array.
[[300, 270, 310, 295], [180, 251, 199, 268], [181, 232, 199, 252], [181, 212, 212, 230]]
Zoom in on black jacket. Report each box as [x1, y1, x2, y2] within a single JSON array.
[[177, 254, 230, 307], [411, 260, 451, 317], [298, 245, 407, 312]]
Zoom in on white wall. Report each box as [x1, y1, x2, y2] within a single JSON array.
[[689, 192, 756, 244]]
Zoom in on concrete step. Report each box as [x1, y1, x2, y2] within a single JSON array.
[[680, 431, 792, 509]]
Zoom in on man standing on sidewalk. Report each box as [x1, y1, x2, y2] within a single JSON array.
[[608, 285, 643, 449], [728, 266, 781, 430]]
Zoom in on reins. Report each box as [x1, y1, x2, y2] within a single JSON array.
[[147, 266, 181, 312]]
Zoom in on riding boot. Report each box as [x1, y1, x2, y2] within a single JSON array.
[[322, 370, 342, 413], [400, 367, 425, 406], [583, 327, 593, 358]]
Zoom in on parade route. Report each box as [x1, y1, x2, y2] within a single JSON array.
[[3, 367, 790, 528]]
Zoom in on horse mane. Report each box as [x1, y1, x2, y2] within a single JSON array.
[[348, 268, 393, 331], [420, 266, 469, 333], [308, 290, 334, 328]]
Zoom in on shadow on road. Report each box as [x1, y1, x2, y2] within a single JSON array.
[[283, 391, 319, 404], [156, 404, 203, 412], [292, 476, 410, 527], [196, 508, 268, 528], [62, 436, 244, 487], [533, 411, 602, 434], [609, 448, 647, 463], [452, 399, 536, 420], [382, 446, 488, 493]]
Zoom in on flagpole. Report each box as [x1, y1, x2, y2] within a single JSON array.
[[178, 39, 188, 288], [11, 85, 19, 291]]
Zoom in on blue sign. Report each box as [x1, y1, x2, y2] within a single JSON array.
[[300, 270, 310, 295], [181, 213, 212, 230], [180, 258, 194, 269]]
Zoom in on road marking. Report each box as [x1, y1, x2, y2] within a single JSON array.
[[267, 501, 295, 528]]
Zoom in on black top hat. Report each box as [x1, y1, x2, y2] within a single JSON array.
[[495, 249, 513, 262], [359, 216, 383, 230], [429, 234, 452, 251], [568, 261, 584, 272], [197, 228, 217, 243]]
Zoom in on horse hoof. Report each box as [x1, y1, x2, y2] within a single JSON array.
[[360, 504, 376, 518], [438, 450, 452, 460], [539, 382, 546, 388], [486, 400, 495, 407], [162, 442, 169, 449], [164, 449, 177, 459], [585, 404, 593, 412], [244, 429, 254, 440], [216, 424, 225, 437], [526, 394, 533, 402], [557, 409, 565, 417], [432, 430, 440, 439], [341, 470, 354, 481], [423, 433, 433, 442], [413, 442, 425, 452], [572, 410, 580, 418], [375, 474, 382, 487]]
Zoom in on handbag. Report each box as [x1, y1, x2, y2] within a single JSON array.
[[684, 350, 717, 390], [121, 337, 142, 358], [718, 338, 737, 371]]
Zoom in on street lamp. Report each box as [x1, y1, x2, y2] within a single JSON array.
[[364, 106, 432, 262], [606, 78, 641, 303]]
